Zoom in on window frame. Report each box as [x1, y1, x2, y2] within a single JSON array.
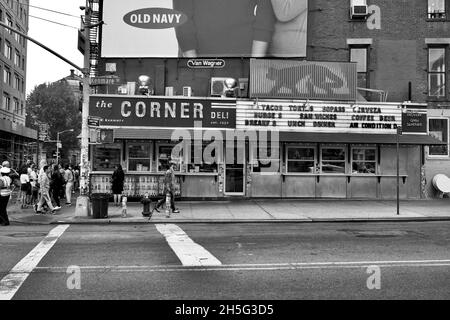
[[156, 142, 183, 173], [250, 141, 281, 174], [349, 45, 370, 97], [350, 145, 378, 175], [91, 142, 122, 172], [427, 46, 447, 99], [3, 93, 11, 111], [320, 144, 347, 175], [126, 140, 153, 172], [285, 144, 317, 174], [427, 0, 447, 19], [428, 117, 449, 157], [3, 66, 11, 85]]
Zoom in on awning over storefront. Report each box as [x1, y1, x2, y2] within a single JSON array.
[[279, 132, 445, 145], [114, 128, 240, 140], [114, 128, 443, 145]]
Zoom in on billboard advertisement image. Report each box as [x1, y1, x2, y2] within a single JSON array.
[[101, 0, 307, 58]]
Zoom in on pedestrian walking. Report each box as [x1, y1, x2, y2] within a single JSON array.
[[153, 161, 180, 216], [0, 166, 12, 226], [35, 165, 60, 214], [111, 164, 125, 206], [29, 164, 39, 205], [64, 165, 74, 205], [73, 166, 80, 192], [19, 165, 31, 208], [50, 164, 64, 208]]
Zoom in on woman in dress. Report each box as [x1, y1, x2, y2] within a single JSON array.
[[111, 165, 125, 206]]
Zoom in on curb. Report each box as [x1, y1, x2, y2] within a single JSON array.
[[42, 216, 450, 225]]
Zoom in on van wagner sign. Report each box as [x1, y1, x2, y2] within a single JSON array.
[[89, 95, 236, 129]]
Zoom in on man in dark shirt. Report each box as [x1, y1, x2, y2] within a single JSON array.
[[173, 0, 276, 57], [153, 162, 180, 216]]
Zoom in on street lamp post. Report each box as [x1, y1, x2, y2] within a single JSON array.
[[56, 129, 74, 164]]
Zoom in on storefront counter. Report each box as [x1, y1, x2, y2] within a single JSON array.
[[249, 173, 409, 199], [90, 171, 220, 199]]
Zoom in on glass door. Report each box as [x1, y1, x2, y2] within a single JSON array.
[[224, 143, 245, 195]]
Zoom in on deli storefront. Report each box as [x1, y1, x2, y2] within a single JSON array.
[[88, 94, 439, 200]]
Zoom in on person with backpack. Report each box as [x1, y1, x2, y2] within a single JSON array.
[[0, 166, 12, 226], [64, 165, 74, 205]]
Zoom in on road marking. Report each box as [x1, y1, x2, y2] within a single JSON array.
[[0, 225, 69, 300], [33, 259, 450, 273], [155, 224, 222, 266]]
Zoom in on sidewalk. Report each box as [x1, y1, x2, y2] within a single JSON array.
[[6, 197, 450, 225]]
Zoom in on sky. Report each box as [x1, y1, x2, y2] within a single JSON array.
[[26, 0, 85, 95]]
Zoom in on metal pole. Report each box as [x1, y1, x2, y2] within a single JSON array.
[[56, 132, 60, 164], [36, 124, 39, 165], [75, 1, 92, 217], [396, 127, 401, 215]]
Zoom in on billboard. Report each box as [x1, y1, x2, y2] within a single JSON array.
[[250, 59, 358, 101], [101, 0, 307, 58]]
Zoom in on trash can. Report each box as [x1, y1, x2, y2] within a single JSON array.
[[91, 193, 110, 219]]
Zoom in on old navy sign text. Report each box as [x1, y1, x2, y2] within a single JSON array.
[[89, 95, 236, 129], [123, 8, 187, 29]]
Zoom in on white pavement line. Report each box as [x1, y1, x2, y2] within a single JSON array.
[[155, 224, 222, 266], [0, 225, 70, 300]]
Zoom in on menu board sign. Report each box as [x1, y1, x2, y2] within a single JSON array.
[[236, 100, 402, 134]]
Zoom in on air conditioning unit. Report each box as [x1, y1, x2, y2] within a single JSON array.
[[350, 0, 368, 19], [210, 77, 229, 97], [117, 85, 128, 95], [182, 86, 192, 97]]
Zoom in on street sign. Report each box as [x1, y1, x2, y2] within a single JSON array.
[[88, 117, 100, 127], [401, 110, 427, 134], [90, 75, 121, 86], [57, 142, 62, 149], [78, 30, 86, 55]]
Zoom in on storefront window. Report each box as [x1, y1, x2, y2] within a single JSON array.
[[429, 118, 449, 156], [286, 146, 316, 173], [252, 142, 280, 173], [127, 141, 151, 171], [187, 143, 218, 173], [321, 146, 346, 174], [157, 144, 183, 172], [92, 143, 121, 171], [351, 147, 376, 174]]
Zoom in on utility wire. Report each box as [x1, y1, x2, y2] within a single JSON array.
[[29, 15, 78, 29], [28, 3, 80, 18]]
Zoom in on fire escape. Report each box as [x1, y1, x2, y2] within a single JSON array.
[[86, 0, 100, 77]]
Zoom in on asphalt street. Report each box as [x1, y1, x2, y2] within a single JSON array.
[[0, 221, 449, 300]]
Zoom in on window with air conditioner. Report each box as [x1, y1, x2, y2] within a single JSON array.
[[350, 0, 368, 19]]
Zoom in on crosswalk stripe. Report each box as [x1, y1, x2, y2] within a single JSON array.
[[0, 225, 70, 300], [155, 224, 222, 266]]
